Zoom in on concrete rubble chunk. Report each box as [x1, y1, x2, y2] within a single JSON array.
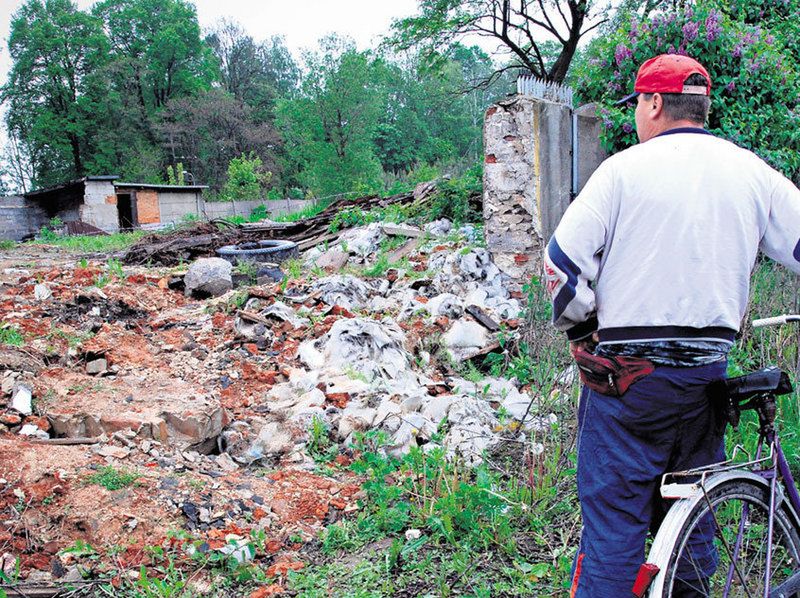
[[19, 423, 49, 439], [2, 373, 18, 396], [86, 358, 108, 376], [34, 283, 52, 301], [310, 275, 372, 310], [338, 222, 384, 257], [315, 248, 350, 271], [318, 317, 411, 381], [10, 383, 33, 415], [382, 223, 422, 238], [247, 421, 294, 462], [337, 404, 377, 439], [262, 301, 309, 328], [425, 293, 464, 319], [443, 320, 490, 350], [184, 257, 233, 298], [425, 218, 452, 236]]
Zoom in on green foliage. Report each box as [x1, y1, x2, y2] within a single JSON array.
[[276, 36, 385, 198], [220, 152, 273, 200], [166, 163, 185, 186], [0, 240, 16, 250], [575, 1, 800, 178], [86, 466, 139, 491], [424, 164, 482, 224], [328, 203, 417, 233], [3, 0, 111, 187], [0, 326, 25, 347]]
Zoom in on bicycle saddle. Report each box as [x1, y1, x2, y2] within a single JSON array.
[[711, 366, 793, 403]]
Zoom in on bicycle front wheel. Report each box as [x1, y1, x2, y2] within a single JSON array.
[[650, 476, 800, 598]]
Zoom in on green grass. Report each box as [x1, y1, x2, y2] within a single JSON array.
[[0, 239, 16, 250], [86, 466, 140, 491], [0, 326, 24, 347], [28, 230, 147, 252]]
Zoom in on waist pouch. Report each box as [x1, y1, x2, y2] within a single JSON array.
[[573, 347, 655, 397]]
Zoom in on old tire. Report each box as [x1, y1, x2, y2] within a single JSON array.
[[217, 240, 299, 265]]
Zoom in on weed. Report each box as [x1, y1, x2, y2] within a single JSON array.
[[86, 466, 140, 491], [284, 258, 303, 279], [362, 253, 391, 278], [234, 259, 258, 282], [0, 239, 15, 250], [307, 416, 338, 463], [77, 257, 89, 269], [0, 325, 24, 347]]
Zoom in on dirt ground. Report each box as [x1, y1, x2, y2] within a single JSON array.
[[0, 245, 366, 592]]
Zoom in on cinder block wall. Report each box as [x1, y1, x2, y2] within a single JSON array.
[[202, 199, 313, 220], [81, 180, 119, 232], [159, 191, 201, 224], [483, 97, 607, 283], [0, 196, 49, 241]]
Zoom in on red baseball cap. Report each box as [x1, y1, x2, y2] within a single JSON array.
[[616, 54, 711, 105]]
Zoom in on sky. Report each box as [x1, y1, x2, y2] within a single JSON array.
[[0, 0, 423, 87]]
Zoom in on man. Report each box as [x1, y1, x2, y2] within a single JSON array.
[[544, 54, 800, 597]]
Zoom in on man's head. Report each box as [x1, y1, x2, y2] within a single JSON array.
[[618, 54, 712, 142]]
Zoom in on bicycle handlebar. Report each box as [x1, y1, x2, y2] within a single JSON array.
[[752, 314, 800, 328]]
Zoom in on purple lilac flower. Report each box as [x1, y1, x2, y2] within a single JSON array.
[[726, 81, 736, 92], [705, 10, 722, 42], [732, 44, 744, 58], [683, 21, 700, 42], [615, 43, 633, 66], [603, 119, 614, 129], [629, 19, 639, 43], [622, 122, 634, 134], [765, 35, 775, 45], [685, 6, 694, 18]]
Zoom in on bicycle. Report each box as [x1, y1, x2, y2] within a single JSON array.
[[640, 314, 800, 598]]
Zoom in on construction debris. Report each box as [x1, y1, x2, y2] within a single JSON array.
[[0, 209, 549, 589]]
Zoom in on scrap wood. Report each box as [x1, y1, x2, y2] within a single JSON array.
[[30, 437, 100, 446], [465, 305, 501, 332], [122, 183, 440, 266]]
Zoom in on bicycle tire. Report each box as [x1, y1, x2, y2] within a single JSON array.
[[647, 473, 800, 598]]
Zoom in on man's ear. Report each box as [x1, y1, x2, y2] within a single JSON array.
[[650, 93, 664, 118]]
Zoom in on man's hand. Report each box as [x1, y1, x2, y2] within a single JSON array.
[[569, 333, 600, 357]]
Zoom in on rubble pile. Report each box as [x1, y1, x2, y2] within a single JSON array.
[[0, 217, 556, 588]]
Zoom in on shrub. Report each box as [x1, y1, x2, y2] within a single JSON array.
[[221, 153, 273, 201], [574, 1, 800, 179]]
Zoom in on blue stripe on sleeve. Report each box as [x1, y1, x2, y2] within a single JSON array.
[[547, 237, 582, 320], [793, 239, 800, 262]]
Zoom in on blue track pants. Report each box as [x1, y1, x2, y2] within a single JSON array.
[[570, 361, 727, 598]]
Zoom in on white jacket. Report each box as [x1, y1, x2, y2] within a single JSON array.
[[545, 128, 800, 342]]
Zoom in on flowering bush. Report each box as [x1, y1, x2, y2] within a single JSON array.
[[573, 1, 800, 179]]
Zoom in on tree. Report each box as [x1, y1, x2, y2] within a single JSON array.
[[158, 89, 281, 191], [205, 20, 299, 119], [389, 0, 608, 84], [93, 0, 215, 141], [220, 153, 273, 201], [575, 1, 800, 179], [3, 0, 109, 188], [276, 36, 385, 197]]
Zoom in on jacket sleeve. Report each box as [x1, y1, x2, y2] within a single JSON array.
[[544, 162, 611, 340], [760, 170, 800, 275]]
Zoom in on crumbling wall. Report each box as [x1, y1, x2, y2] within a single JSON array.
[[483, 97, 607, 283], [80, 179, 119, 232], [0, 196, 49, 241]]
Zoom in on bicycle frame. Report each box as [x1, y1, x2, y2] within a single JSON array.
[[749, 425, 800, 597]]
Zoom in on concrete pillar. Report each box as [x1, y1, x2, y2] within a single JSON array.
[[483, 97, 607, 284], [80, 180, 119, 232]]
